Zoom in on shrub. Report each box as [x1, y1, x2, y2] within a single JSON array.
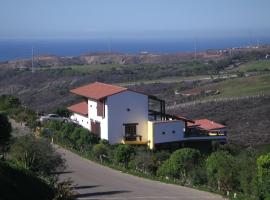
[[9, 135, 65, 180], [206, 151, 239, 193], [55, 107, 71, 118], [256, 153, 270, 200], [129, 148, 155, 175], [113, 145, 134, 168], [92, 143, 109, 163], [237, 147, 258, 196], [44, 121, 99, 152], [157, 148, 201, 183], [0, 113, 12, 147]]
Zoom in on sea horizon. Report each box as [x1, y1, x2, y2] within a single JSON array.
[[1, 37, 270, 62]]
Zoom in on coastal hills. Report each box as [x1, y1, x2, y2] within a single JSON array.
[[1, 45, 270, 68]]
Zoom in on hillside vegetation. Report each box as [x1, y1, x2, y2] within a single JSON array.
[[0, 162, 54, 200], [0, 50, 269, 147], [231, 60, 270, 72], [181, 74, 270, 100]]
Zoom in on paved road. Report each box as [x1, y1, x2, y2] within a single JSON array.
[[57, 147, 225, 200]]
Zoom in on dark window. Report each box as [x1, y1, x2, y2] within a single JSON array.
[[125, 124, 136, 135], [97, 100, 105, 117], [172, 130, 176, 134], [162, 131, 166, 135], [123, 123, 138, 141]]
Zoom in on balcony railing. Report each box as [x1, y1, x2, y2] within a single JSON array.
[[122, 134, 148, 145], [124, 134, 142, 141]]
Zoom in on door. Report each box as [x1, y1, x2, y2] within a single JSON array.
[[91, 121, 101, 138]]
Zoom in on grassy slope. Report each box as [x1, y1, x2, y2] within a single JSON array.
[[0, 161, 54, 200], [231, 60, 270, 72], [183, 74, 270, 100]]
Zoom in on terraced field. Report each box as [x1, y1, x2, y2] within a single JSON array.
[[188, 74, 270, 100], [231, 60, 270, 72]]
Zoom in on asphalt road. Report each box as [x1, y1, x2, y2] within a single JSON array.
[[57, 147, 225, 200]]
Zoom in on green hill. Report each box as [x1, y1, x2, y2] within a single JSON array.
[[183, 74, 270, 100], [231, 60, 270, 72]]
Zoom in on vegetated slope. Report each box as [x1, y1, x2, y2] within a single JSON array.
[[179, 74, 270, 100], [0, 162, 54, 200], [231, 60, 270, 72], [168, 95, 270, 146]]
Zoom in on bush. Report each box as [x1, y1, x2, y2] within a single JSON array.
[[92, 143, 109, 163], [0, 161, 55, 200], [113, 145, 134, 168], [43, 121, 99, 152], [129, 148, 156, 175], [9, 135, 65, 180], [206, 151, 239, 193], [157, 148, 201, 183], [0, 113, 12, 147], [256, 153, 270, 200], [237, 147, 258, 196], [55, 107, 71, 118], [0, 95, 20, 111]]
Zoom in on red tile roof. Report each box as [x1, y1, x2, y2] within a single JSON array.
[[176, 115, 194, 123], [70, 82, 127, 100], [187, 119, 226, 131], [67, 101, 88, 116]]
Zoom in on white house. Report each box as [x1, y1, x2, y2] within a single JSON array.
[[68, 82, 226, 149]]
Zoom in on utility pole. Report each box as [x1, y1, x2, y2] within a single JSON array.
[[108, 37, 112, 53], [31, 46, 34, 73], [194, 38, 197, 60]]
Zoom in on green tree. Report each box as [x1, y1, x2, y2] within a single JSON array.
[[92, 143, 109, 163], [0, 113, 12, 147], [55, 107, 71, 118], [113, 145, 134, 168], [9, 135, 65, 180], [238, 148, 257, 196], [257, 153, 270, 200], [157, 148, 201, 183], [206, 151, 238, 193]]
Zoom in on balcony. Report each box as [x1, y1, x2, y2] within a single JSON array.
[[122, 134, 148, 145]]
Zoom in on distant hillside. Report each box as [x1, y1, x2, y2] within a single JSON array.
[[1, 45, 270, 68], [168, 95, 270, 146]]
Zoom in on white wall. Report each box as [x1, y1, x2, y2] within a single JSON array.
[[153, 120, 184, 144], [107, 91, 148, 144], [70, 113, 90, 130], [88, 99, 108, 140]]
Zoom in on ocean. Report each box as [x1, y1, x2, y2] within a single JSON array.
[[0, 37, 270, 61]]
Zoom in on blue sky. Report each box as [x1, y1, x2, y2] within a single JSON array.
[[1, 0, 270, 39]]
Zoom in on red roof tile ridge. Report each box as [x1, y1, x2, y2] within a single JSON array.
[[67, 101, 88, 116], [70, 82, 128, 100], [94, 81, 127, 90]]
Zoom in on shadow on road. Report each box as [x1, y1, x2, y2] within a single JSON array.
[[73, 190, 131, 198], [72, 185, 100, 190], [50, 170, 74, 175]]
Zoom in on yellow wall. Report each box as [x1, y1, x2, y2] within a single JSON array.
[[147, 121, 154, 149]]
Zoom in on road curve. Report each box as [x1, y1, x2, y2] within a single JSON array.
[[57, 147, 225, 200]]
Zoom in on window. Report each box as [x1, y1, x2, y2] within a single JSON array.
[[123, 123, 138, 141], [125, 124, 137, 135], [172, 130, 176, 134], [97, 100, 105, 117], [162, 131, 166, 135]]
